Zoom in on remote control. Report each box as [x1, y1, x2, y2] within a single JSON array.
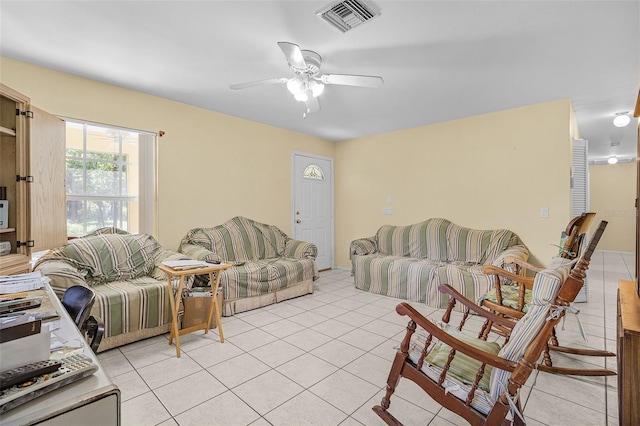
[[0, 360, 62, 391], [0, 354, 98, 414]]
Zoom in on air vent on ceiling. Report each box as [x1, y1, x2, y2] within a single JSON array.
[[316, 0, 380, 33]]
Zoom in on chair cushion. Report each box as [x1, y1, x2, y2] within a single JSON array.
[[407, 325, 496, 415], [488, 257, 573, 402], [424, 324, 501, 392], [477, 286, 533, 313]]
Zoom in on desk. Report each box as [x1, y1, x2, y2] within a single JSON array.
[[158, 263, 230, 357], [0, 283, 120, 425]]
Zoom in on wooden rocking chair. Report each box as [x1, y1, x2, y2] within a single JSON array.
[[373, 221, 607, 426], [479, 213, 615, 376]]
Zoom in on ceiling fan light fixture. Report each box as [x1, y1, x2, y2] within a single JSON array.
[[287, 78, 308, 101], [309, 80, 325, 97], [613, 112, 631, 127], [294, 91, 308, 102]]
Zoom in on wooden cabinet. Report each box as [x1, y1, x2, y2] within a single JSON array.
[[0, 84, 67, 274], [617, 279, 640, 426]]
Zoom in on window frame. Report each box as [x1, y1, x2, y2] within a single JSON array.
[[63, 118, 157, 237]]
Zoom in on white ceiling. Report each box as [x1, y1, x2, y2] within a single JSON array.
[[1, 1, 638, 161]]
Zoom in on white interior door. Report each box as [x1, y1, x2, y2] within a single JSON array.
[[293, 152, 333, 270]]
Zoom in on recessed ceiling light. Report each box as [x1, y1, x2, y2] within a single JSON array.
[[613, 112, 631, 127]]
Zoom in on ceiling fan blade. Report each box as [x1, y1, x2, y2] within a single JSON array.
[[319, 74, 384, 88], [230, 77, 288, 90], [304, 95, 320, 114], [278, 41, 307, 70]]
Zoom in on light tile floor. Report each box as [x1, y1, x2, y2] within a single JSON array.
[[98, 250, 632, 425]]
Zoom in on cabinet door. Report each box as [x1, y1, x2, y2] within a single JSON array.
[[27, 106, 67, 252]]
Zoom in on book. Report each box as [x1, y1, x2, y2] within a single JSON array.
[[0, 319, 42, 344]]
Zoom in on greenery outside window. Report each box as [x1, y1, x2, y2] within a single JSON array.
[[65, 120, 156, 237]]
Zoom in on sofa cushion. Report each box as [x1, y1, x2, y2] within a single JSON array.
[[251, 220, 288, 258], [222, 257, 317, 300], [181, 216, 288, 262], [91, 276, 171, 338], [446, 224, 493, 264], [53, 233, 161, 284], [353, 254, 440, 302], [377, 224, 412, 256], [482, 229, 519, 264], [377, 218, 450, 260], [408, 218, 450, 261]]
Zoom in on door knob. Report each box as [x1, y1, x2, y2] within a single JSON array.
[[296, 219, 301, 223]]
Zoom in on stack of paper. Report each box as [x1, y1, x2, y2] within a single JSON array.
[[162, 259, 211, 270], [0, 272, 50, 294]]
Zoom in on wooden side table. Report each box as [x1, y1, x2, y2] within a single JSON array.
[[158, 263, 230, 357]]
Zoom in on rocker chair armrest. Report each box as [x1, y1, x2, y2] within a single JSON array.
[[395, 302, 518, 372], [437, 284, 517, 330], [482, 265, 534, 286], [503, 256, 542, 271]]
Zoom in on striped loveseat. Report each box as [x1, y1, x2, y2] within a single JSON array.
[[350, 218, 528, 310], [179, 216, 319, 316], [34, 228, 189, 352]]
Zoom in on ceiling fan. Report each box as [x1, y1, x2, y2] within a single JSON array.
[[230, 41, 384, 117]]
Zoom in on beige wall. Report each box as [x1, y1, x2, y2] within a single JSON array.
[[589, 162, 636, 252], [0, 57, 335, 250], [2, 57, 579, 266], [335, 100, 574, 267]]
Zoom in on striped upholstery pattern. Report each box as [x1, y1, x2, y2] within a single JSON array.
[[34, 228, 183, 342], [428, 263, 496, 309], [353, 255, 440, 301], [181, 216, 283, 262], [45, 232, 161, 284], [351, 219, 528, 310], [180, 217, 318, 314], [488, 257, 573, 402], [423, 324, 501, 392], [91, 276, 170, 337], [407, 328, 495, 415], [376, 218, 450, 260], [446, 224, 493, 263], [477, 286, 533, 313]]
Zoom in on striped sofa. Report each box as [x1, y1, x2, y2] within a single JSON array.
[[179, 216, 319, 316], [34, 228, 189, 352], [350, 218, 528, 310]]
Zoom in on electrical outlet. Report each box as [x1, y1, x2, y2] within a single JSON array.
[[383, 207, 393, 215], [540, 207, 549, 218]]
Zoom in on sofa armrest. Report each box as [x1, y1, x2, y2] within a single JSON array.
[[350, 237, 378, 258], [178, 243, 222, 263], [34, 259, 88, 298], [284, 239, 317, 260], [487, 244, 529, 274]]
